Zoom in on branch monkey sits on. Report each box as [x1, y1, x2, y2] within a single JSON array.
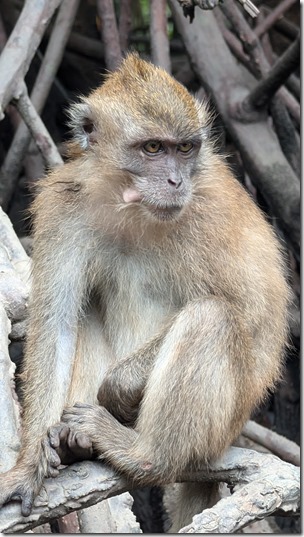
[[0, 53, 289, 531]]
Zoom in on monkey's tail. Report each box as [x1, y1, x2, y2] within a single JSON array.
[[166, 481, 219, 533]]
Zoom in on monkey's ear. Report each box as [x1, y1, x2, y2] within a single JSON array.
[[67, 101, 97, 149]]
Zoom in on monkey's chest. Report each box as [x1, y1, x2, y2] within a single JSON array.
[[101, 262, 176, 359]]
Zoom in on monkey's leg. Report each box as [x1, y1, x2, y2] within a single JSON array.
[[49, 305, 116, 464], [62, 297, 258, 482]]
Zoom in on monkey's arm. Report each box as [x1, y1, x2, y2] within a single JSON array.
[[0, 209, 90, 515], [97, 328, 169, 424], [62, 297, 268, 484]]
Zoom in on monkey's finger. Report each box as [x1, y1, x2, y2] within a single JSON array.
[[76, 433, 93, 450], [48, 423, 69, 448], [42, 438, 61, 468]]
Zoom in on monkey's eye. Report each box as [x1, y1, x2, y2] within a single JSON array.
[[143, 141, 163, 154], [178, 142, 193, 153]]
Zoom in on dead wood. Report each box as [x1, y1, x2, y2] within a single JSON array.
[[242, 420, 300, 467], [150, 0, 171, 73], [0, 208, 31, 474], [0, 0, 80, 209], [0, 447, 299, 533], [13, 84, 63, 169], [96, 0, 122, 71], [118, 0, 133, 53], [0, 0, 61, 115], [241, 35, 300, 111], [254, 0, 297, 38]]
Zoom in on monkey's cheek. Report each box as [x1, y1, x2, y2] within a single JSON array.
[[122, 187, 142, 203]]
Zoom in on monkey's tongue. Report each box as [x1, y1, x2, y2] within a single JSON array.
[[123, 187, 142, 203]]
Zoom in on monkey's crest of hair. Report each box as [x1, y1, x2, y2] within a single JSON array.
[[68, 53, 211, 151]]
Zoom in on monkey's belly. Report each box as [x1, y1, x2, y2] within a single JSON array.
[[66, 297, 172, 406]]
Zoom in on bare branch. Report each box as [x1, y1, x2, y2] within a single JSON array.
[[0, 447, 299, 533], [0, 0, 80, 209], [263, 5, 299, 41], [67, 32, 104, 60], [255, 0, 297, 38], [0, 207, 30, 285], [241, 36, 300, 111], [150, 0, 171, 73], [118, 0, 133, 52], [0, 304, 21, 473], [96, 0, 122, 71], [78, 493, 142, 533], [13, 84, 63, 168], [242, 421, 300, 467], [0, 0, 61, 114], [220, 0, 300, 126]]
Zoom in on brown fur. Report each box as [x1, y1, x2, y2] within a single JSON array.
[[0, 54, 289, 529]]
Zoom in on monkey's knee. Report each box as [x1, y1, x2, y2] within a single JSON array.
[[98, 370, 142, 425]]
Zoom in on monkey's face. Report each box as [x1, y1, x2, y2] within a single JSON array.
[[119, 138, 202, 222], [67, 54, 212, 223]]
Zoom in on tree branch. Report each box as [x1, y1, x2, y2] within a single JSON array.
[[150, 0, 171, 73], [0, 447, 299, 533], [96, 0, 122, 71], [242, 420, 300, 467], [241, 35, 300, 111], [254, 0, 297, 38], [13, 84, 63, 168], [0, 0, 80, 209], [118, 0, 132, 52], [0, 0, 61, 114]]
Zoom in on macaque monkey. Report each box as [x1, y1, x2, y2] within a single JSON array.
[[0, 53, 288, 530]]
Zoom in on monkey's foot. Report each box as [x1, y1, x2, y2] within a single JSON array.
[[0, 466, 41, 516], [48, 421, 93, 465]]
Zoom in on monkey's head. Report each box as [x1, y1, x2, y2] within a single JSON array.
[[68, 53, 212, 222]]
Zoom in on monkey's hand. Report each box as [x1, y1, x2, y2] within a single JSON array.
[[48, 422, 93, 465], [97, 366, 143, 426]]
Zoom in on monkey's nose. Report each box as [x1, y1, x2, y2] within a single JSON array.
[[167, 177, 182, 189]]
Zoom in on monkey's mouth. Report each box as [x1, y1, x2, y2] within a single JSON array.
[[147, 204, 183, 221]]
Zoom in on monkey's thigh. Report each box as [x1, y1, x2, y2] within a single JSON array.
[[67, 308, 114, 405], [134, 297, 245, 468]]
